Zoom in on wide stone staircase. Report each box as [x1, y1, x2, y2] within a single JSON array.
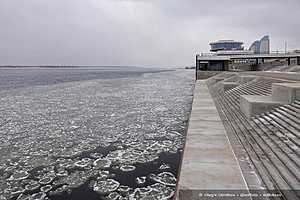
[[207, 73, 300, 200]]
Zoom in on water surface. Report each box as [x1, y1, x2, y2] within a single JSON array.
[[0, 67, 194, 200]]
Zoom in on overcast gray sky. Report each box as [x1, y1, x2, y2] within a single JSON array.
[[0, 0, 299, 66]]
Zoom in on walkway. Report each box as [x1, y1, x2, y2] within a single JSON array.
[[177, 80, 248, 199]]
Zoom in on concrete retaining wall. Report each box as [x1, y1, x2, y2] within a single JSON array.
[[196, 71, 223, 80]]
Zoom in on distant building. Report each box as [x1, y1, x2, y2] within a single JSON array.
[[209, 40, 244, 52], [260, 35, 270, 54], [249, 41, 260, 54], [294, 49, 300, 53], [249, 35, 270, 54]]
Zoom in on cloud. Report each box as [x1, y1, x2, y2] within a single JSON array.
[[0, 0, 299, 66]]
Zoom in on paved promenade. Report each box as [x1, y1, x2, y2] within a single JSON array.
[[178, 80, 248, 199]]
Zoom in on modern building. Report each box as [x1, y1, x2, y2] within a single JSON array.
[[249, 40, 260, 54], [260, 35, 270, 54], [294, 49, 300, 53], [209, 40, 244, 52], [249, 35, 270, 54], [195, 36, 292, 73]]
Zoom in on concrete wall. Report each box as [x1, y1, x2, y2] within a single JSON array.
[[196, 71, 222, 80]]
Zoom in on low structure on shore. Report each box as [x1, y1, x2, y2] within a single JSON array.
[[196, 53, 300, 73]]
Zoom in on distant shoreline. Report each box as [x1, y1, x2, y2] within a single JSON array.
[[0, 65, 107, 68], [0, 65, 185, 70]]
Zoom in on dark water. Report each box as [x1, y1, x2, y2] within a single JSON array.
[[0, 67, 194, 200]]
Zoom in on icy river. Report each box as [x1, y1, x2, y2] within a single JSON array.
[[0, 67, 194, 200]]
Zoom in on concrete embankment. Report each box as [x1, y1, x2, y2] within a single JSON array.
[[177, 80, 248, 199]]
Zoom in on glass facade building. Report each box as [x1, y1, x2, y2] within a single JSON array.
[[249, 35, 270, 54], [260, 35, 270, 54], [210, 40, 244, 52], [249, 41, 260, 54]]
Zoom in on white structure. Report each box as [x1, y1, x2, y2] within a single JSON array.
[[216, 50, 254, 56]]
